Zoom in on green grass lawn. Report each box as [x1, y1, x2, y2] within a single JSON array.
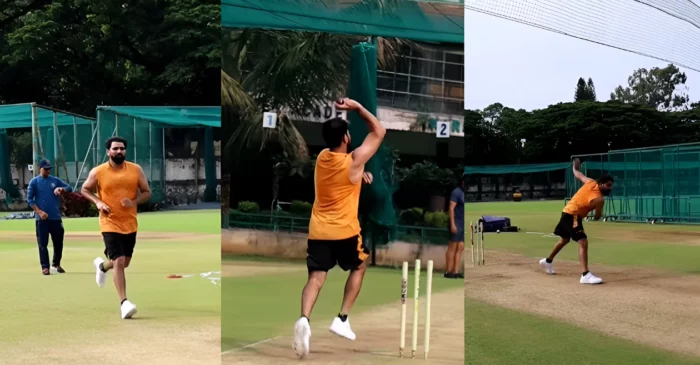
[[0, 209, 220, 345], [221, 255, 463, 351], [0, 209, 218, 233], [466, 298, 700, 365], [465, 200, 700, 274]]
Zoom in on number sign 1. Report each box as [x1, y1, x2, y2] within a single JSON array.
[[263, 112, 278, 129]]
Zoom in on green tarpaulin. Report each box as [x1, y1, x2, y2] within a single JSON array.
[[464, 162, 571, 175], [97, 106, 220, 128], [221, 0, 464, 44], [0, 104, 94, 129]]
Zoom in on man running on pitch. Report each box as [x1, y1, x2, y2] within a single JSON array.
[[539, 158, 613, 284], [445, 176, 465, 279], [293, 98, 386, 358], [81, 136, 151, 319]]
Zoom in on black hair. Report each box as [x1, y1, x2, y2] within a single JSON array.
[[105, 136, 128, 150], [321, 117, 348, 149], [596, 174, 614, 184]]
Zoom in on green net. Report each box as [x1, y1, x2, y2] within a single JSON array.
[[571, 143, 700, 223], [463, 162, 571, 200], [0, 104, 96, 197], [221, 0, 464, 44], [0, 104, 220, 206], [347, 42, 398, 245], [0, 129, 20, 199], [97, 106, 220, 204]]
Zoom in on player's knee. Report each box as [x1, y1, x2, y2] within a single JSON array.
[[113, 256, 126, 267], [308, 271, 326, 286], [578, 239, 588, 247], [559, 238, 570, 245], [124, 257, 131, 268]]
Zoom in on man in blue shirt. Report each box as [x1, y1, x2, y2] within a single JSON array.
[[27, 159, 72, 275], [446, 176, 465, 279]]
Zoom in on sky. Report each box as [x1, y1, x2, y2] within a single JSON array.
[[463, 10, 700, 111]]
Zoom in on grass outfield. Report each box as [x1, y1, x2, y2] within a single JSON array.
[[465, 298, 700, 365], [0, 209, 220, 363], [465, 200, 700, 274], [0, 209, 216, 233], [221, 255, 463, 351]]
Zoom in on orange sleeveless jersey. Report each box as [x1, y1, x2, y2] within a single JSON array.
[[308, 149, 362, 240], [563, 180, 602, 217], [95, 161, 141, 234]]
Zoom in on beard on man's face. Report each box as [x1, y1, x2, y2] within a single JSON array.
[[110, 154, 125, 164]]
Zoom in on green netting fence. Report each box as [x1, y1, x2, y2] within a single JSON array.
[[96, 106, 220, 203], [230, 212, 449, 249], [0, 104, 220, 206], [571, 142, 700, 223], [222, 0, 464, 44], [0, 104, 96, 204], [463, 162, 571, 201]]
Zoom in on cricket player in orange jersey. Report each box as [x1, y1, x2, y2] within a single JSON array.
[[539, 158, 614, 284], [293, 98, 386, 358], [81, 136, 151, 319]]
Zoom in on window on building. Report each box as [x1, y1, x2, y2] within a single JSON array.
[[377, 44, 464, 115]]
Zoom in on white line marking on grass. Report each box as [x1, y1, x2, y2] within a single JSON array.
[[221, 336, 285, 354], [526, 231, 544, 235]]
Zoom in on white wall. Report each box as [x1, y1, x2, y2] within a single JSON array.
[[287, 100, 465, 136]]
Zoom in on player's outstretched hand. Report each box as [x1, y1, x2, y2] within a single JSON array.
[[336, 98, 361, 111]]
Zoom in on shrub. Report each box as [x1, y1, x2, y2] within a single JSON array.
[[237, 201, 260, 213], [290, 200, 313, 216], [61, 192, 94, 217], [424, 211, 449, 229], [399, 207, 424, 225]]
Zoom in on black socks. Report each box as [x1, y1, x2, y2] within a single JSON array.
[[338, 313, 348, 322], [301, 315, 310, 323], [99, 262, 107, 273], [545, 258, 553, 264], [582, 271, 589, 276], [121, 298, 127, 305]]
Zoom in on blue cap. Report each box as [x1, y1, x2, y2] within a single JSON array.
[[39, 159, 53, 170]]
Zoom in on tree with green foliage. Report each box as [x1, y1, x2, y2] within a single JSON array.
[[610, 64, 689, 111], [574, 77, 596, 101], [587, 78, 596, 101], [1, 0, 220, 114]]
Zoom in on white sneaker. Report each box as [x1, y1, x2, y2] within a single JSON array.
[[93, 257, 107, 288], [293, 317, 311, 358], [120, 300, 137, 319], [329, 316, 356, 340], [580, 272, 603, 284], [539, 258, 555, 275]]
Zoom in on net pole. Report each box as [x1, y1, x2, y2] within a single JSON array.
[[52, 112, 59, 173], [31, 103, 38, 177], [73, 116, 78, 182], [73, 124, 99, 192], [97, 110, 101, 164], [133, 117, 137, 162], [149, 122, 153, 180], [162, 128, 166, 200]]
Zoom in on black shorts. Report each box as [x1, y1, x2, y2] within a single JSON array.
[[102, 232, 137, 260], [553, 213, 587, 242], [306, 235, 369, 272]]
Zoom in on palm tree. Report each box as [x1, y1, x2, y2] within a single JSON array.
[[220, 27, 418, 223]]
